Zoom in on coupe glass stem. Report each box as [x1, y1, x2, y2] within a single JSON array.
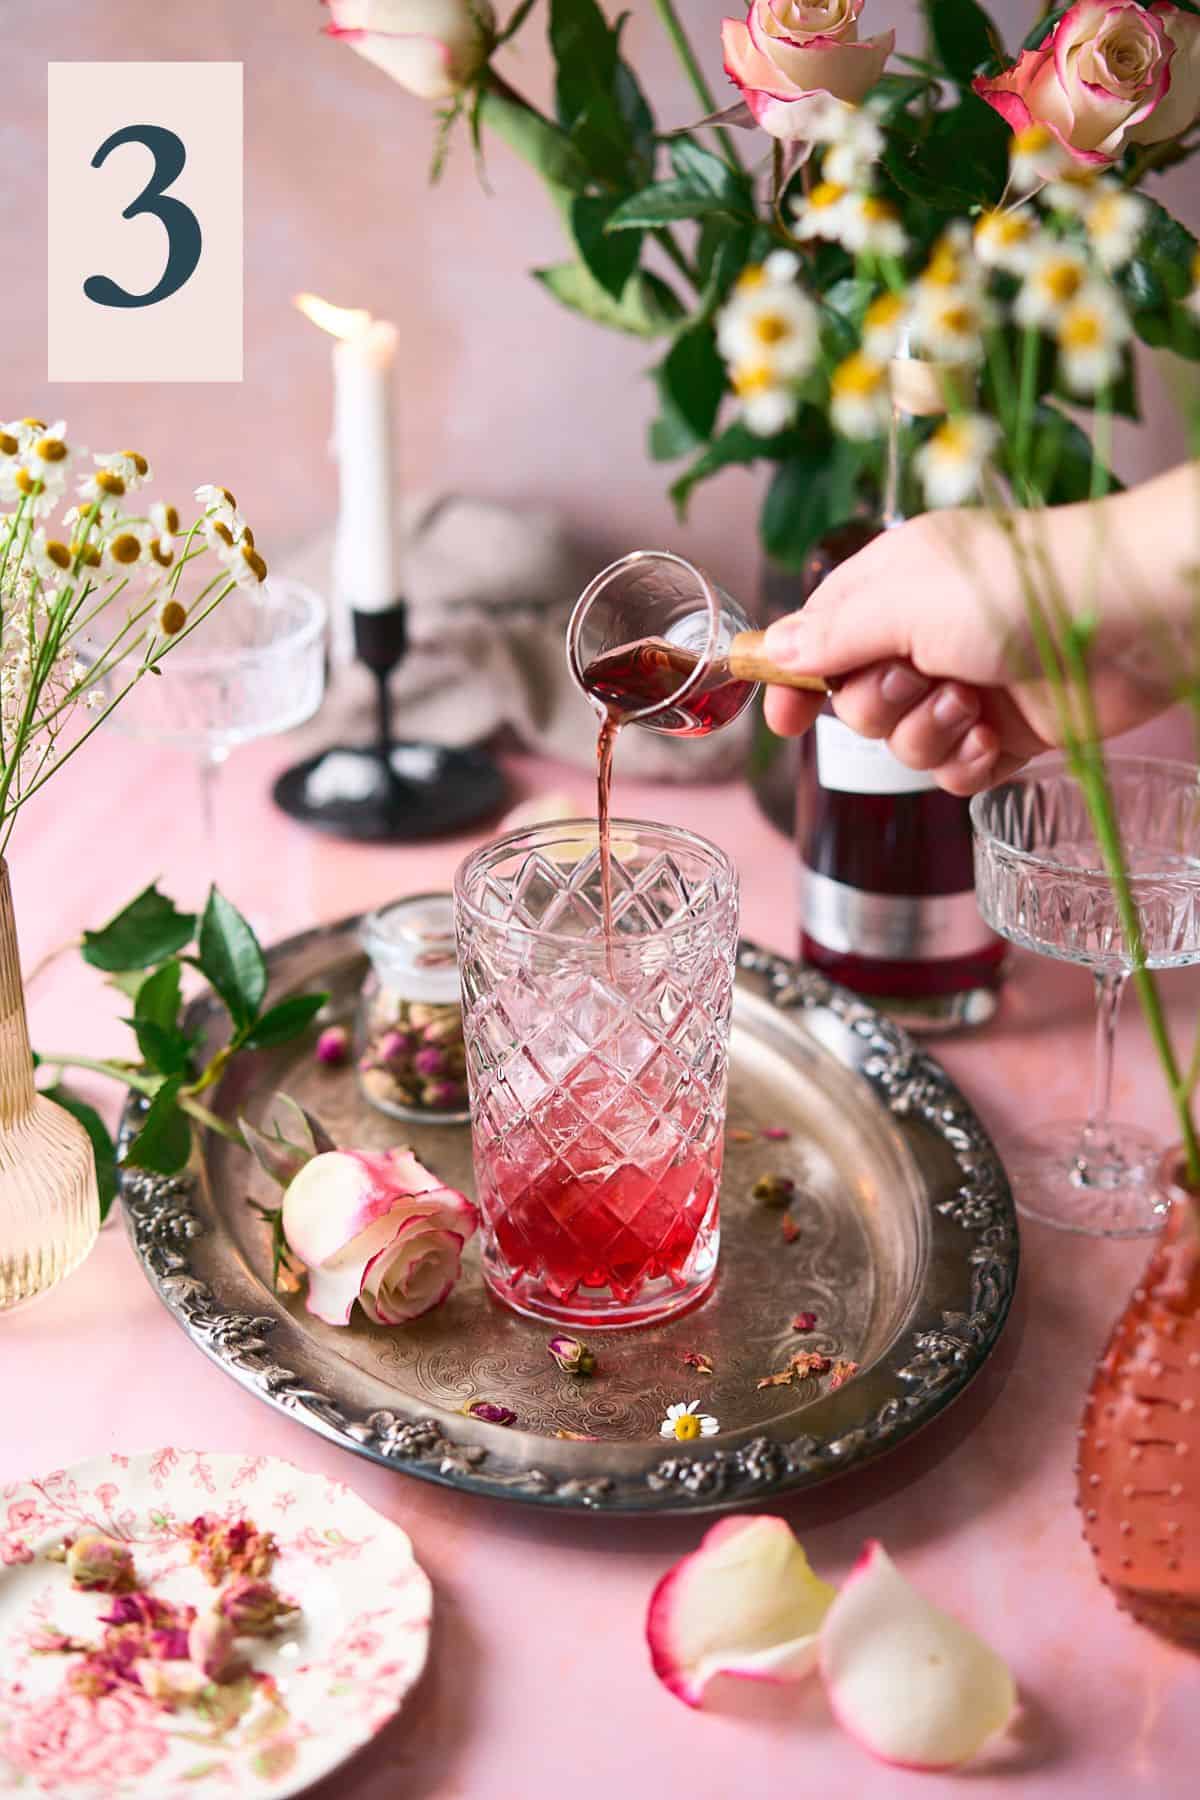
[[1075, 967, 1127, 1186], [196, 746, 230, 906]]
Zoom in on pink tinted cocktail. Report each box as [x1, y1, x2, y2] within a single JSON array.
[[454, 820, 738, 1328]]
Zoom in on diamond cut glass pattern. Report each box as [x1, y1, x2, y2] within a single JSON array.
[[455, 822, 739, 1327]]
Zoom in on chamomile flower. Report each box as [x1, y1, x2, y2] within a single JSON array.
[[157, 598, 188, 637], [659, 1400, 719, 1442], [831, 352, 890, 440], [0, 460, 62, 517], [974, 207, 1039, 276], [195, 483, 240, 526], [860, 292, 909, 363], [95, 450, 151, 491], [1043, 162, 1103, 217], [911, 287, 993, 365], [914, 225, 985, 301], [27, 531, 75, 587], [1014, 244, 1092, 329], [1055, 282, 1132, 395], [841, 192, 907, 258], [916, 414, 1000, 510], [730, 363, 797, 436], [77, 462, 132, 506], [1008, 122, 1068, 193], [1083, 184, 1148, 272], [717, 280, 819, 381], [105, 522, 152, 571], [224, 531, 269, 589], [791, 179, 852, 245], [822, 111, 885, 188]]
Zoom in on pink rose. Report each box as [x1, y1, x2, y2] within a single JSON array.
[[323, 0, 496, 101], [974, 0, 1199, 165], [2, 1690, 166, 1786], [282, 1147, 478, 1326], [722, 1, 895, 140]]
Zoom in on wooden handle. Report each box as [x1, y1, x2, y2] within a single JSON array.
[[728, 630, 828, 693]]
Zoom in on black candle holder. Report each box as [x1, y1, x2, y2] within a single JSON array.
[[273, 601, 507, 843]]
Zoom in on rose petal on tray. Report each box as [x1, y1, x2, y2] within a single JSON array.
[[647, 1517, 835, 1708], [819, 1541, 1016, 1771]]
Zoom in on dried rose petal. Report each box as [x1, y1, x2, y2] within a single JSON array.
[[217, 1575, 298, 1637], [792, 1352, 833, 1379], [187, 1611, 238, 1681], [752, 1174, 794, 1207], [791, 1312, 818, 1333], [781, 1215, 801, 1244], [757, 1369, 796, 1390], [647, 1517, 835, 1708], [67, 1534, 136, 1594], [465, 1400, 517, 1426], [555, 1429, 599, 1441], [728, 1128, 755, 1144], [820, 1542, 1015, 1769], [762, 1127, 791, 1142], [547, 1334, 597, 1376], [829, 1359, 859, 1392], [682, 1351, 714, 1377]]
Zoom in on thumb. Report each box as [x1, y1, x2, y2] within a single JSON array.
[[762, 540, 914, 678]]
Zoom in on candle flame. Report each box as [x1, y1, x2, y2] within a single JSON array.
[[294, 292, 373, 341]]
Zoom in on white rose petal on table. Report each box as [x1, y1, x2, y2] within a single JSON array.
[[0, 1451, 431, 1800]]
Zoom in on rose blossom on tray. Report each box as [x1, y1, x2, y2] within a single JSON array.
[[243, 1098, 478, 1326]]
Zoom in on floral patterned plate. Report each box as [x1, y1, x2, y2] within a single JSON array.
[[0, 1450, 432, 1799]]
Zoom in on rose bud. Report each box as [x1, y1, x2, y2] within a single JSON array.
[[315, 1024, 350, 1067], [378, 1029, 414, 1064], [547, 1334, 597, 1377], [413, 1045, 446, 1077], [217, 1576, 298, 1637], [67, 1533, 136, 1593], [421, 1079, 463, 1110], [187, 1610, 238, 1682], [422, 1015, 462, 1047], [464, 1400, 517, 1426]]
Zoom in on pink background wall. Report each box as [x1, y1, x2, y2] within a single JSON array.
[[7, 1, 1199, 603]]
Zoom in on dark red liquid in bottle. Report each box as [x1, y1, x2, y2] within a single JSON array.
[[794, 525, 1005, 1029]]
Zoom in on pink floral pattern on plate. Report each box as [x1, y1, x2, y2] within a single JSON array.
[[0, 1451, 432, 1799]]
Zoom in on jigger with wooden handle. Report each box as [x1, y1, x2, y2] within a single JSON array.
[[566, 548, 829, 739]]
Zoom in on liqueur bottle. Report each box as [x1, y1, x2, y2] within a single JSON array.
[[795, 359, 1006, 1032]]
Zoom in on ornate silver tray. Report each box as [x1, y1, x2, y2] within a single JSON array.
[[120, 918, 1018, 1515]]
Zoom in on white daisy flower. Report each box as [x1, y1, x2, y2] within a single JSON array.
[[860, 292, 908, 363], [1043, 162, 1104, 217], [910, 285, 993, 365], [916, 414, 1001, 510], [1083, 184, 1148, 273], [831, 351, 891, 440], [791, 179, 853, 246], [841, 192, 908, 258], [717, 281, 820, 382], [77, 462, 133, 506], [659, 1400, 719, 1442], [156, 597, 188, 638], [0, 460, 63, 517], [95, 449, 151, 491], [1056, 282, 1132, 395], [27, 530, 75, 587], [914, 226, 986, 304], [1014, 244, 1092, 330], [822, 112, 885, 188], [974, 207, 1040, 276], [1008, 122, 1069, 193], [731, 364, 797, 436], [194, 482, 240, 526], [104, 520, 153, 572]]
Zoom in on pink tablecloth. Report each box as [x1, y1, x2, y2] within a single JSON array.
[[7, 730, 1199, 1800]]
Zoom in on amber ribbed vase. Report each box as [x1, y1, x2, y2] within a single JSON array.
[[0, 862, 98, 1311], [1078, 1157, 1200, 1642]]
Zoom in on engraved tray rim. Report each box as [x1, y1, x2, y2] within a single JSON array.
[[119, 919, 1019, 1517]]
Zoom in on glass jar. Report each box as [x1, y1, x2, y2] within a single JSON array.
[[356, 894, 469, 1124]]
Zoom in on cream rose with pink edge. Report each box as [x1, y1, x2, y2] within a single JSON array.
[[721, 1, 895, 140], [282, 1146, 478, 1327], [975, 0, 1200, 165], [323, 0, 496, 100]]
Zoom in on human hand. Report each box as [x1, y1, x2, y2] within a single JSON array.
[[762, 495, 1178, 796]]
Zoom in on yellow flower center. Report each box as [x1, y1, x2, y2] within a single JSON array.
[[736, 265, 766, 293], [1040, 262, 1085, 304], [95, 470, 125, 496], [1060, 308, 1103, 350], [809, 180, 847, 210], [0, 434, 17, 457], [861, 196, 899, 224], [673, 1414, 702, 1441], [36, 437, 68, 463], [158, 600, 187, 636], [14, 468, 41, 497], [22, 417, 46, 431], [71, 541, 102, 568], [1013, 123, 1053, 156], [240, 544, 268, 583], [733, 361, 776, 396], [978, 210, 1031, 247], [161, 504, 180, 535], [922, 243, 963, 287], [44, 540, 71, 570], [212, 520, 235, 548], [150, 538, 174, 568], [109, 532, 142, 564], [121, 450, 149, 476], [931, 419, 974, 460], [751, 312, 791, 346], [937, 302, 977, 336], [833, 351, 885, 397], [865, 293, 905, 332]]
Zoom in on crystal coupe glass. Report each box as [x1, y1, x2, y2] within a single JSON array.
[[454, 819, 739, 1328], [972, 755, 1200, 1237]]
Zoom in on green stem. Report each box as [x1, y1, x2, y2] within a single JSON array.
[[180, 1097, 244, 1145], [1013, 326, 1040, 503], [37, 1053, 157, 1097], [650, 0, 746, 174]]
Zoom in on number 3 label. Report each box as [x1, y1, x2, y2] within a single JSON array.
[[48, 64, 242, 381]]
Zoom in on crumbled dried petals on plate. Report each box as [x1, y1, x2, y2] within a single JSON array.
[[752, 1173, 794, 1207], [682, 1351, 714, 1377], [829, 1358, 859, 1391], [791, 1312, 818, 1333], [762, 1127, 791, 1141], [728, 1127, 756, 1144], [757, 1352, 833, 1391], [780, 1215, 801, 1244]]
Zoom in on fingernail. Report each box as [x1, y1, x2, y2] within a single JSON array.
[[933, 687, 975, 729], [880, 664, 929, 707]]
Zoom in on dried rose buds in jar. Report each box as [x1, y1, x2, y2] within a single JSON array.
[[357, 895, 469, 1123]]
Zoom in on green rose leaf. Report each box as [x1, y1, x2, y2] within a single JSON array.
[[606, 178, 751, 231], [244, 993, 330, 1051], [197, 888, 267, 1032], [134, 960, 183, 1033], [534, 263, 683, 337], [1020, 404, 1123, 505], [131, 1018, 197, 1080], [655, 323, 727, 442], [475, 87, 590, 193], [45, 1086, 118, 1221], [1119, 197, 1200, 363], [670, 419, 799, 515], [550, 0, 617, 126], [122, 1077, 191, 1177], [569, 195, 642, 300], [923, 0, 1004, 84], [761, 436, 866, 572], [82, 885, 195, 973]]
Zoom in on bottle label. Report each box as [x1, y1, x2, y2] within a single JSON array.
[[802, 869, 995, 963], [815, 714, 937, 796]]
